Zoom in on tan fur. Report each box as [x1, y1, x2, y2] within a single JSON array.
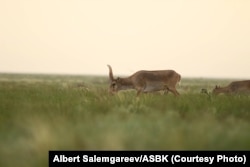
[[212, 80, 250, 95], [107, 65, 181, 96]]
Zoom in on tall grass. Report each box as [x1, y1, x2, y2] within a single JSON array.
[[0, 74, 249, 167]]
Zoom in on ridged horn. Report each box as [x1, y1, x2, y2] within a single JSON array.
[[107, 64, 114, 81]]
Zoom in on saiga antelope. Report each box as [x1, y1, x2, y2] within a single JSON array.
[[107, 65, 181, 96], [212, 80, 250, 95]]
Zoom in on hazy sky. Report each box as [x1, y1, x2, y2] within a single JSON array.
[[0, 0, 249, 78]]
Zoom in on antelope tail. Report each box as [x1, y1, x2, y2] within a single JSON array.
[[177, 74, 181, 86]]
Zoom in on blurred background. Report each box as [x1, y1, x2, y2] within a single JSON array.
[[0, 0, 249, 78]]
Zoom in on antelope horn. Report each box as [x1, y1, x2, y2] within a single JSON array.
[[107, 64, 114, 81]]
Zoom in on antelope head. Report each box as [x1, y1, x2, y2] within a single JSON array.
[[212, 85, 220, 95], [107, 65, 134, 93]]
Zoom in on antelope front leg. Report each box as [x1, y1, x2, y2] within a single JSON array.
[[136, 90, 142, 96], [136, 86, 145, 96], [168, 87, 180, 96]]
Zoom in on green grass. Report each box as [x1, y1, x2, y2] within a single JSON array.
[[0, 73, 250, 166]]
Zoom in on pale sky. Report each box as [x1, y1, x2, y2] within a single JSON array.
[[0, 0, 249, 78]]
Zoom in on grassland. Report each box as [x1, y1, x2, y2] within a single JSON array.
[[0, 73, 250, 167]]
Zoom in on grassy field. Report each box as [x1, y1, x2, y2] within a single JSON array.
[[0, 73, 250, 166]]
